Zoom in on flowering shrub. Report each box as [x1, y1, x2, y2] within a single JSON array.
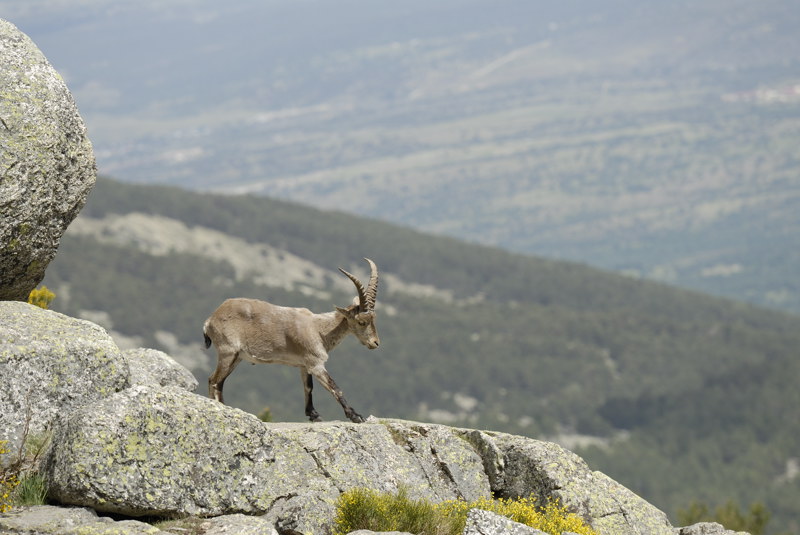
[[438, 494, 598, 535], [334, 487, 598, 535], [27, 285, 55, 309], [0, 441, 20, 513]]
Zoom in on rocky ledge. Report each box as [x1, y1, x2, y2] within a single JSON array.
[[0, 303, 746, 535]]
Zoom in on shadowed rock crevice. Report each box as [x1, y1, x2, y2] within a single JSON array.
[[460, 429, 506, 494]]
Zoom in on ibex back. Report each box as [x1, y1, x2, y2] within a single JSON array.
[[203, 258, 380, 423]]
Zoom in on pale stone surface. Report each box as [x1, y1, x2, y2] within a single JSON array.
[[43, 385, 285, 517], [42, 387, 677, 535], [0, 506, 164, 534], [463, 508, 546, 535], [678, 522, 750, 535], [42, 388, 491, 532], [0, 19, 96, 301], [0, 302, 128, 454], [124, 347, 198, 392], [489, 431, 674, 535], [202, 513, 278, 535]]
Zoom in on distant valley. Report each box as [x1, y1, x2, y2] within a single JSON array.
[[10, 0, 800, 316]]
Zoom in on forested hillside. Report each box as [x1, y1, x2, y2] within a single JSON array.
[[42, 178, 800, 533]]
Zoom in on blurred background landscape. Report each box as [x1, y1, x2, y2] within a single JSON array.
[[8, 0, 800, 315], [3, 1, 799, 532]]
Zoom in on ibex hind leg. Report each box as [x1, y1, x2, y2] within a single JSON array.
[[208, 350, 242, 404], [301, 368, 323, 422]]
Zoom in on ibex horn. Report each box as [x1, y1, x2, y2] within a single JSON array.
[[364, 258, 378, 311], [339, 258, 379, 312]]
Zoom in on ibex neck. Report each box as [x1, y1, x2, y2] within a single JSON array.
[[317, 311, 351, 352]]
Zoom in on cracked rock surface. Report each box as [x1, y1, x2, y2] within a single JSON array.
[[43, 387, 673, 534]]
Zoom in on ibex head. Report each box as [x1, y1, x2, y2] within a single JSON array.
[[337, 257, 380, 349]]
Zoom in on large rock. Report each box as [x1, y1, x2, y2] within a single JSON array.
[[0, 506, 294, 535], [485, 431, 674, 534], [123, 347, 198, 392], [42, 381, 674, 535], [0, 18, 96, 301], [0, 302, 129, 454], [0, 302, 197, 456], [43, 385, 489, 530]]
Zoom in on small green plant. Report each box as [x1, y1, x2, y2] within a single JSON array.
[[1, 402, 53, 511], [335, 487, 457, 535], [440, 494, 599, 535], [678, 500, 772, 535], [12, 473, 48, 506], [334, 487, 599, 535], [27, 285, 55, 309], [257, 407, 273, 422]]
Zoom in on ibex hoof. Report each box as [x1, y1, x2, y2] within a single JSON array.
[[348, 413, 366, 423]]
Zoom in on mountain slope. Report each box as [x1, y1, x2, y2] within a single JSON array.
[[42, 177, 800, 533], [13, 0, 800, 315]]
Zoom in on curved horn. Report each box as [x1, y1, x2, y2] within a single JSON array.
[[363, 258, 379, 311], [338, 258, 379, 311], [339, 265, 368, 310]]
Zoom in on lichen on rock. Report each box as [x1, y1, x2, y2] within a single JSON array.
[[41, 386, 675, 535], [488, 431, 674, 535], [0, 301, 128, 454], [0, 303, 719, 534], [43, 385, 289, 517]]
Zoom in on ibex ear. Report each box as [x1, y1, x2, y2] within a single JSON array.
[[336, 305, 356, 318]]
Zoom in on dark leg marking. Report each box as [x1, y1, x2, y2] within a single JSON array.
[[312, 368, 365, 423], [301, 368, 322, 422]]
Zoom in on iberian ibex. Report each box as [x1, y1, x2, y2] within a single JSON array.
[[203, 258, 380, 423]]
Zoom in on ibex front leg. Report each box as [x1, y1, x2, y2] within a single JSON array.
[[208, 349, 242, 404], [309, 365, 365, 423]]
